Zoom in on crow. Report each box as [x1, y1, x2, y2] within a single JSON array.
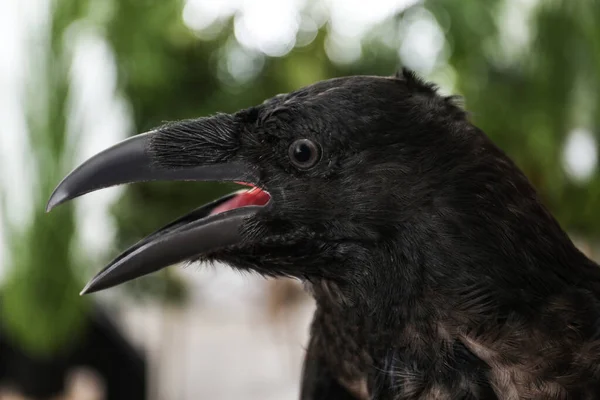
[[47, 69, 600, 399]]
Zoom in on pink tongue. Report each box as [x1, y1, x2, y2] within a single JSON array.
[[210, 187, 270, 215]]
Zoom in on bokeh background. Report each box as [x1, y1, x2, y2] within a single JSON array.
[[1, 0, 599, 398]]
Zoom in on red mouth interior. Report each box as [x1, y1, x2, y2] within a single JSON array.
[[210, 185, 270, 215]]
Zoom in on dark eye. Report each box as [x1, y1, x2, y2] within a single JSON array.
[[288, 139, 321, 169]]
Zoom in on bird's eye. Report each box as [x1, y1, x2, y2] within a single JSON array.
[[288, 139, 321, 170]]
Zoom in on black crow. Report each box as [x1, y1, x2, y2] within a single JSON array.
[[47, 69, 600, 399]]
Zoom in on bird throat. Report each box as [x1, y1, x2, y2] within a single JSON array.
[[309, 279, 372, 399]]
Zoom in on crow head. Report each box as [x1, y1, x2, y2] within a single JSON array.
[[47, 70, 581, 304]]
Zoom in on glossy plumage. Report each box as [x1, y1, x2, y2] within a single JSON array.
[[49, 70, 600, 399]]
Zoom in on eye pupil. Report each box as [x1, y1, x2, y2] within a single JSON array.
[[293, 143, 312, 163], [288, 139, 320, 169]]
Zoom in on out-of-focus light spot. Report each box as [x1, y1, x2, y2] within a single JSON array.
[[399, 7, 445, 74], [234, 0, 301, 57], [325, 32, 362, 65], [371, 19, 400, 50], [562, 128, 597, 183], [306, 0, 329, 28], [183, 0, 418, 59], [182, 0, 238, 32], [327, 0, 419, 39], [296, 18, 318, 47], [323, 0, 417, 65], [221, 41, 265, 84], [495, 0, 539, 64], [184, 0, 305, 57]]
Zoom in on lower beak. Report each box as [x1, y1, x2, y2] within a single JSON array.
[[46, 120, 268, 294], [80, 192, 264, 294]]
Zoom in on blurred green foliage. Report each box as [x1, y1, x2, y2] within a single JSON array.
[[1, 0, 90, 356]]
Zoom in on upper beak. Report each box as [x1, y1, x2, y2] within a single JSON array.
[[47, 115, 265, 294]]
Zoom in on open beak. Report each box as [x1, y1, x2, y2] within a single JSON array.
[[46, 116, 270, 294]]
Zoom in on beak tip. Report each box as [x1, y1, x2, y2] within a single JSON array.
[[46, 187, 70, 213], [45, 202, 55, 213], [80, 280, 98, 295]]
